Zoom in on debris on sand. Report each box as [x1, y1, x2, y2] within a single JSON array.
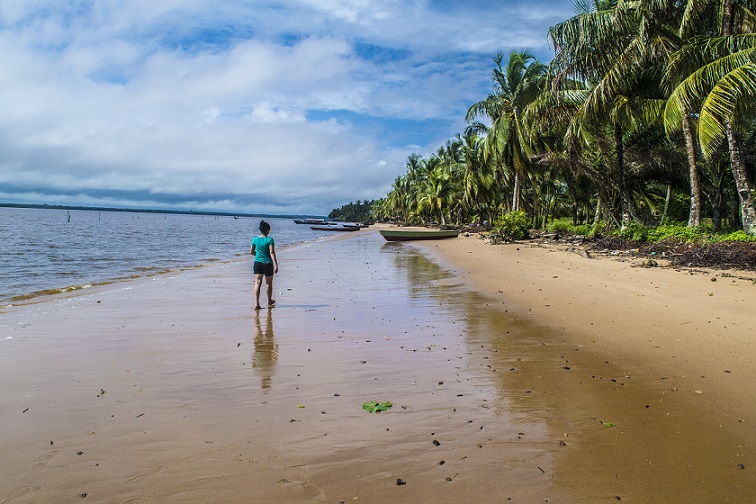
[[362, 401, 393, 413]]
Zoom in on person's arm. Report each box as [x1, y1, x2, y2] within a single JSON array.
[[250, 242, 256, 256], [270, 242, 278, 273]]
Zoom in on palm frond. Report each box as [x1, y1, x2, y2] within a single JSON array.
[[665, 46, 756, 131], [584, 36, 648, 118], [699, 62, 756, 157], [522, 89, 588, 139], [679, 0, 719, 39], [549, 4, 630, 83], [633, 98, 666, 126]]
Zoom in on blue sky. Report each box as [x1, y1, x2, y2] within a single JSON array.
[[0, 0, 575, 215]]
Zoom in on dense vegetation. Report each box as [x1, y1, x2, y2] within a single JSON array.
[[328, 200, 377, 223], [371, 0, 756, 239]]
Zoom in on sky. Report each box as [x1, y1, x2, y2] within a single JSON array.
[[0, 0, 575, 215]]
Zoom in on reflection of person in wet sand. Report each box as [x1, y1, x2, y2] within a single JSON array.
[[253, 309, 278, 390]]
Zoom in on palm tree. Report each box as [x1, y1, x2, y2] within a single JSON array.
[[664, 0, 756, 234], [549, 0, 692, 227], [375, 0, 756, 234], [416, 156, 452, 225], [466, 50, 547, 213], [433, 132, 497, 223], [665, 36, 756, 233]]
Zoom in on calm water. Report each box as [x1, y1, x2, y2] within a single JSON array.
[[0, 207, 327, 307]]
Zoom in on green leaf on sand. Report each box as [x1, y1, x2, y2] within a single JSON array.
[[604, 422, 616, 427], [362, 401, 393, 413]]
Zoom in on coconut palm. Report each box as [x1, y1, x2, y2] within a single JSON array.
[[548, 0, 688, 226], [549, 0, 632, 225], [416, 156, 452, 225], [466, 50, 547, 213], [373, 0, 756, 234], [665, 34, 756, 233], [439, 132, 496, 223], [664, 0, 756, 233]]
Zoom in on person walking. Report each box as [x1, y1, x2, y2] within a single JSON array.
[[250, 220, 278, 310]]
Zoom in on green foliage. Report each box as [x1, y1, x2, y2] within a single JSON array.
[[329, 200, 376, 222], [492, 211, 530, 241], [613, 223, 756, 243], [573, 224, 594, 236], [710, 230, 756, 243], [616, 222, 649, 242], [547, 219, 572, 233], [647, 224, 709, 243], [547, 218, 593, 237], [616, 222, 708, 243], [664, 194, 692, 224]]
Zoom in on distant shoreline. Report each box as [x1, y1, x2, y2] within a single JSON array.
[[0, 202, 323, 220]]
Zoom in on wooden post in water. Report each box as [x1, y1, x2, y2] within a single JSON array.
[[67, 209, 71, 222]]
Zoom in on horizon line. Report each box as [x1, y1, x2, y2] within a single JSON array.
[[0, 202, 325, 220]]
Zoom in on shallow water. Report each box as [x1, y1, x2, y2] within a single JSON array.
[[0, 207, 326, 306]]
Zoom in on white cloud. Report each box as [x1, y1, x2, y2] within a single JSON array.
[[0, 0, 573, 214]]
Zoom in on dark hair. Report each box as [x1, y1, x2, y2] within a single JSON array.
[[259, 220, 271, 233]]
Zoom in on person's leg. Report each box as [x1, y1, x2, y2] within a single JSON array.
[[265, 274, 275, 306], [254, 273, 264, 309]]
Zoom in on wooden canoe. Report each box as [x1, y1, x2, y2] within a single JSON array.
[[310, 224, 360, 231], [379, 229, 459, 241]]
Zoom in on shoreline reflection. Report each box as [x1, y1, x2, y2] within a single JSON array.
[[253, 309, 278, 390]]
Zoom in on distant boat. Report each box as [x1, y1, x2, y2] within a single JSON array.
[[294, 218, 328, 225], [379, 229, 459, 241], [310, 223, 361, 232]]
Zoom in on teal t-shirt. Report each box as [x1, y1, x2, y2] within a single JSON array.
[[252, 235, 274, 264]]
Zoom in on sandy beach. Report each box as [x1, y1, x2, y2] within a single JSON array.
[[417, 230, 756, 502], [2, 229, 756, 503]]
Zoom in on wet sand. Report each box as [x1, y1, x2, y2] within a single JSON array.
[[1, 229, 756, 503], [416, 230, 756, 502]]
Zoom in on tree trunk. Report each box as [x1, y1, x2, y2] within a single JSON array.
[[593, 195, 602, 226], [615, 123, 632, 227], [663, 185, 672, 222], [718, 0, 756, 234], [681, 113, 702, 227], [512, 171, 521, 212], [725, 122, 756, 234], [710, 192, 723, 232], [572, 197, 578, 226], [722, 0, 733, 37], [706, 162, 729, 232]]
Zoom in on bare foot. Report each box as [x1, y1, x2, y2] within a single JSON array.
[[254, 305, 262, 310], [268, 299, 276, 307]]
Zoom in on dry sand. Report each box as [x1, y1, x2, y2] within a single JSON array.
[[1, 228, 755, 503]]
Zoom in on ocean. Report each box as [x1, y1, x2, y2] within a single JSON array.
[[0, 206, 328, 308]]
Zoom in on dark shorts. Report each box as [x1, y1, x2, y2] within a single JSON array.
[[253, 261, 274, 277]]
